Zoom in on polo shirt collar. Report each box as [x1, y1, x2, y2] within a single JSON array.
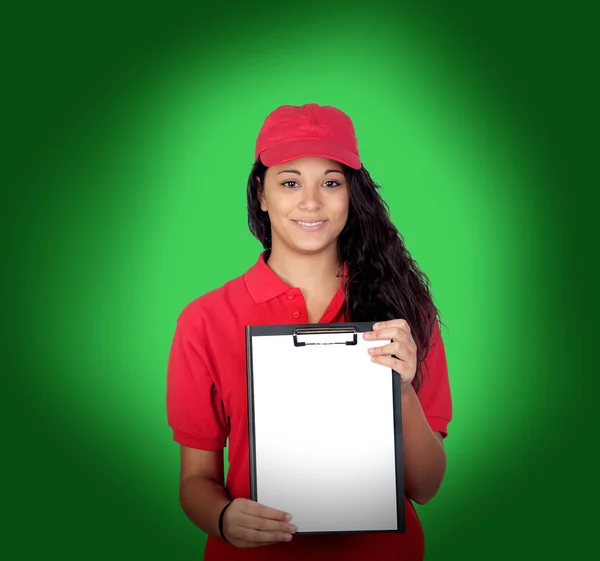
[[244, 252, 348, 305]]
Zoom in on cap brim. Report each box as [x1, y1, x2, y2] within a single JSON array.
[[259, 139, 361, 170]]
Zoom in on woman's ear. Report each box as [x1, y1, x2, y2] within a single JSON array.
[[257, 177, 267, 212]]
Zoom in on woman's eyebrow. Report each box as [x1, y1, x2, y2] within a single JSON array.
[[276, 169, 344, 175]]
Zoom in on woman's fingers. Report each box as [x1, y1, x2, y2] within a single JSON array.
[[368, 341, 411, 361], [239, 527, 294, 545], [242, 501, 296, 534], [243, 500, 291, 522], [240, 511, 296, 534], [364, 326, 414, 348], [373, 319, 411, 333], [363, 322, 418, 385], [224, 499, 296, 548], [370, 353, 415, 378]]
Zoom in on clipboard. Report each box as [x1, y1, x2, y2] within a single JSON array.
[[245, 322, 405, 535]]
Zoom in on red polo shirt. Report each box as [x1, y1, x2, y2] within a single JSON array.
[[167, 253, 452, 561]]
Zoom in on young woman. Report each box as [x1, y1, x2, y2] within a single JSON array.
[[167, 103, 452, 561]]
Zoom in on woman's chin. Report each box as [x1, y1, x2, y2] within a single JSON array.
[[290, 239, 335, 255]]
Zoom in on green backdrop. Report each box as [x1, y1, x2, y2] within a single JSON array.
[[4, 1, 595, 560]]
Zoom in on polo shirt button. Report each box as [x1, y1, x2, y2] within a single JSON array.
[[287, 292, 295, 300], [292, 311, 300, 318]]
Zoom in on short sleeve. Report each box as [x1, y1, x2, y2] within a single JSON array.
[[166, 322, 228, 450], [416, 321, 452, 438]]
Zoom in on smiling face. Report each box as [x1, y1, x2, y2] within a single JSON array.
[[258, 157, 350, 257]]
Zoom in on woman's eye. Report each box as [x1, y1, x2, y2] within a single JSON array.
[[281, 180, 341, 188]]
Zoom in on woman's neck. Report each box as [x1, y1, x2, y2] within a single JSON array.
[[266, 245, 342, 290]]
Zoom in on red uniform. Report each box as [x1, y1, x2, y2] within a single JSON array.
[[167, 253, 452, 560]]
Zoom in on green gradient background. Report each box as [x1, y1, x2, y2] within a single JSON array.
[[3, 1, 595, 560]]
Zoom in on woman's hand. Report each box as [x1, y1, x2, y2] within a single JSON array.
[[363, 319, 417, 389], [222, 498, 296, 548]]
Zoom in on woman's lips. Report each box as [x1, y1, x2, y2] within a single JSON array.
[[293, 220, 327, 231]]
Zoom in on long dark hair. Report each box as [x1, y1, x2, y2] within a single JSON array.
[[246, 158, 443, 391]]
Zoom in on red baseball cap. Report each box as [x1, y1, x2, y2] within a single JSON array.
[[254, 103, 361, 170]]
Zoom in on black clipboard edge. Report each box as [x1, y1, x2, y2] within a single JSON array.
[[246, 321, 405, 533], [248, 321, 375, 337], [284, 526, 404, 537], [246, 326, 258, 501], [392, 364, 406, 532]]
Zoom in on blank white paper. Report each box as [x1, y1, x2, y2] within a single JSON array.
[[250, 334, 399, 533]]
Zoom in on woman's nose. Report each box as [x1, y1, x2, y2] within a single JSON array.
[[298, 186, 321, 210]]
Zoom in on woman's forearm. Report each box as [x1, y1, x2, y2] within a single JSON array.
[[180, 475, 231, 537], [401, 384, 447, 504]]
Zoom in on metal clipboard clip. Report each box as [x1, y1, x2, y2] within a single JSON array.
[[293, 326, 358, 347]]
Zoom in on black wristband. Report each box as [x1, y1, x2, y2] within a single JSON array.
[[218, 501, 233, 543]]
